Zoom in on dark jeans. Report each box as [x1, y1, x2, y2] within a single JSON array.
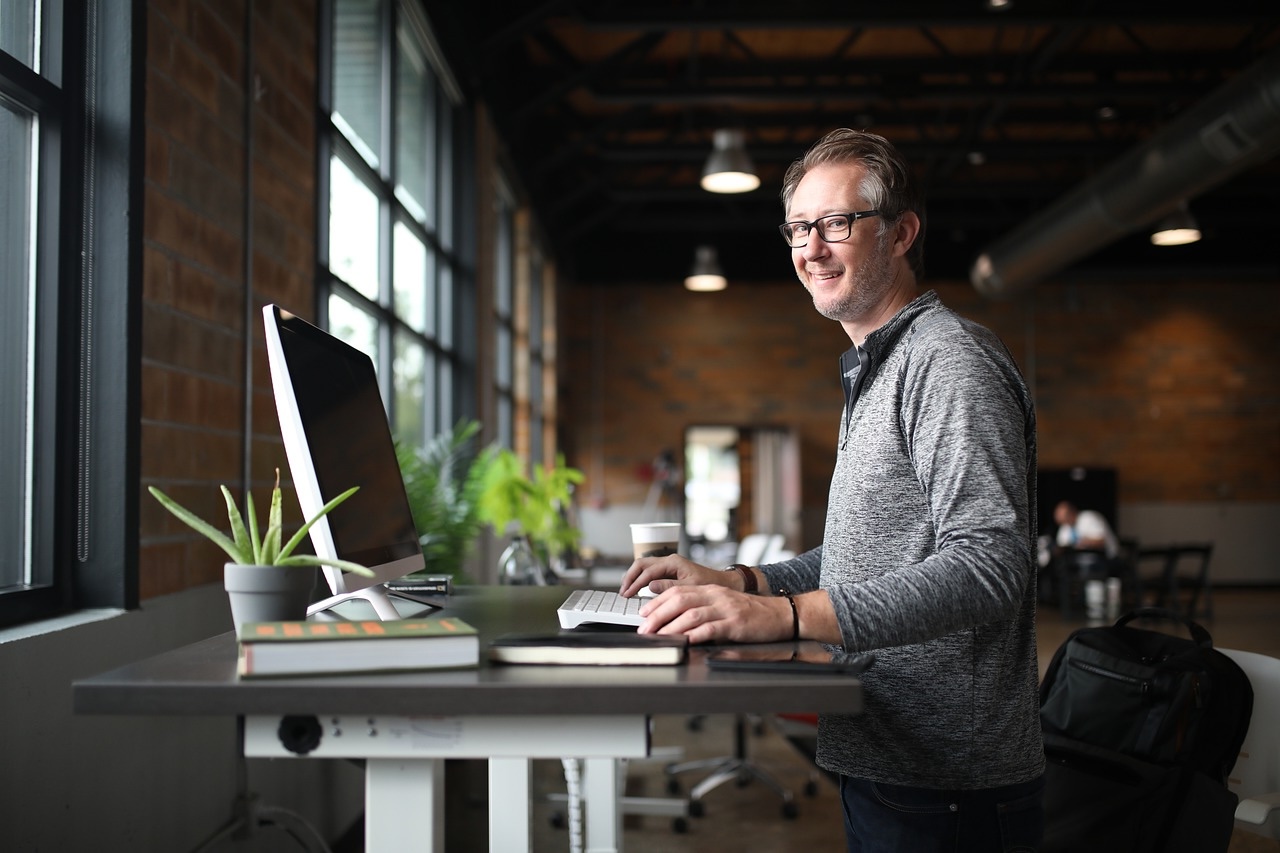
[[839, 773, 1045, 853]]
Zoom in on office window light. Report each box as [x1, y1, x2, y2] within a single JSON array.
[[323, 0, 473, 450]]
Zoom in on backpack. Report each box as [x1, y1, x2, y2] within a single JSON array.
[[1038, 608, 1253, 852]]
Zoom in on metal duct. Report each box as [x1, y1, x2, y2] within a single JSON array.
[[971, 47, 1280, 299]]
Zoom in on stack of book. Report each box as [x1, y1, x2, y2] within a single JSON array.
[[236, 616, 479, 678]]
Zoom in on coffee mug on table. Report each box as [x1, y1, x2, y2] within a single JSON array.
[[630, 522, 681, 559]]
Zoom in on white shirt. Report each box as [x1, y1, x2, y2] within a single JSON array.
[[1056, 509, 1119, 558]]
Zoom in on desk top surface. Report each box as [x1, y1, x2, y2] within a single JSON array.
[[73, 585, 862, 718]]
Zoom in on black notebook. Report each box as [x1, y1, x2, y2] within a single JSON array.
[[488, 631, 689, 666]]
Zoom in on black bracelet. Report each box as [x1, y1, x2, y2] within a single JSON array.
[[783, 594, 799, 641]]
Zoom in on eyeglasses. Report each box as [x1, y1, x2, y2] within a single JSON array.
[[778, 210, 882, 248]]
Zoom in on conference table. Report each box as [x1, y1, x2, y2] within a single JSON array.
[[72, 585, 863, 852]]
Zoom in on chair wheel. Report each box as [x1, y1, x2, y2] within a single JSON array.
[[782, 801, 799, 819], [689, 800, 706, 818], [666, 778, 682, 795], [673, 817, 689, 833]]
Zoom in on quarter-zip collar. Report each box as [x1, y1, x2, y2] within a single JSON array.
[[839, 289, 940, 413]]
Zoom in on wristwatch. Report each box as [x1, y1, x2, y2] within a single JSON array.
[[723, 563, 758, 594]]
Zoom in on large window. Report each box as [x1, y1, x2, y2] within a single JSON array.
[[322, 0, 471, 450], [0, 1, 139, 627]]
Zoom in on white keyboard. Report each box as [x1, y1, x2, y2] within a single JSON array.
[[557, 589, 646, 629]]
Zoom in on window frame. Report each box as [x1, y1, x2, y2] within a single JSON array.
[[319, 0, 474, 451], [0, 1, 141, 629]]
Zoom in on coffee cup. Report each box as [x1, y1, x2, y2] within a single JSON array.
[[630, 522, 681, 559]]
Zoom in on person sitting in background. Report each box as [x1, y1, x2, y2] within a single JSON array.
[[1053, 500, 1118, 559]]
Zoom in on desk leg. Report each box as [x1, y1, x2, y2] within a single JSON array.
[[488, 757, 532, 852], [583, 757, 623, 853], [365, 758, 444, 852]]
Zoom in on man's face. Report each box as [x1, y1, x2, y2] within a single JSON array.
[[787, 161, 894, 324]]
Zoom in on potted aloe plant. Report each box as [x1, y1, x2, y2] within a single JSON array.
[[149, 469, 372, 627]]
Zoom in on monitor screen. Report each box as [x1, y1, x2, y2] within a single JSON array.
[[263, 304, 424, 618]]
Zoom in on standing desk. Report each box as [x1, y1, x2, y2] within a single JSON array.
[[72, 585, 863, 852]]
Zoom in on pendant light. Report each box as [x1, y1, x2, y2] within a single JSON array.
[[684, 246, 727, 292], [700, 129, 760, 194], [1150, 200, 1202, 246]]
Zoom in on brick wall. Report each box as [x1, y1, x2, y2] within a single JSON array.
[[561, 275, 1280, 554], [130, 0, 1279, 592], [139, 0, 317, 598], [561, 280, 852, 544]]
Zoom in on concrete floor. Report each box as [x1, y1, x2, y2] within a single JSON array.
[[514, 589, 1280, 853]]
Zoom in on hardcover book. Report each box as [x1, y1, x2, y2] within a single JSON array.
[[236, 616, 479, 677], [488, 631, 689, 666]]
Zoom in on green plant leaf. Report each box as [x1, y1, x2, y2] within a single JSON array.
[[474, 447, 584, 565], [150, 486, 251, 564], [261, 482, 283, 565], [276, 554, 374, 577], [395, 419, 494, 581], [278, 485, 360, 561], [152, 479, 368, 572], [222, 486, 255, 561], [245, 490, 262, 562]]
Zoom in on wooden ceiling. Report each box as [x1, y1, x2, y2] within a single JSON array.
[[427, 2, 1280, 288]]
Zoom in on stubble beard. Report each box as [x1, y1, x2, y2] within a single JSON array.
[[806, 232, 895, 324]]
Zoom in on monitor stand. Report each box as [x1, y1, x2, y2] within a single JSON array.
[[307, 584, 443, 621]]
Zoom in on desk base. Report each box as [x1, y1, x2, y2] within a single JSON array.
[[244, 714, 649, 853]]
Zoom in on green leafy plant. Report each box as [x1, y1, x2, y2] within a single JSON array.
[[477, 448, 585, 564], [148, 470, 373, 575], [395, 419, 497, 580]]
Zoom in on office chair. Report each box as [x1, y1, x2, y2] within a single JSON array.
[[733, 532, 781, 567], [1164, 543, 1215, 620], [772, 712, 834, 796], [1135, 543, 1215, 620], [664, 712, 799, 818], [1220, 648, 1280, 840]]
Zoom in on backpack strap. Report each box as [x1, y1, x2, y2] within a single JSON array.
[[1115, 607, 1213, 649]]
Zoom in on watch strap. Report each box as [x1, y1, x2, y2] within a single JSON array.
[[724, 563, 758, 594]]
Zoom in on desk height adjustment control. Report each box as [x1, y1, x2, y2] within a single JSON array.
[[277, 714, 323, 755]]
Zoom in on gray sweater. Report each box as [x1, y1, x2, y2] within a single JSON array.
[[762, 290, 1044, 789]]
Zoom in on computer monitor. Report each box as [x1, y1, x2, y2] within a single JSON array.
[[262, 303, 425, 620]]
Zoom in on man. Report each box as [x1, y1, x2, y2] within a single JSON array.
[[1054, 500, 1119, 559], [619, 129, 1044, 851]]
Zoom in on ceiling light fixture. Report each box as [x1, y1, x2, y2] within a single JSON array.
[[700, 129, 760, 194], [1150, 201, 1202, 246], [684, 245, 728, 291]]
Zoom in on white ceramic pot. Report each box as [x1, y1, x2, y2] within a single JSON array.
[[223, 563, 316, 628]]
